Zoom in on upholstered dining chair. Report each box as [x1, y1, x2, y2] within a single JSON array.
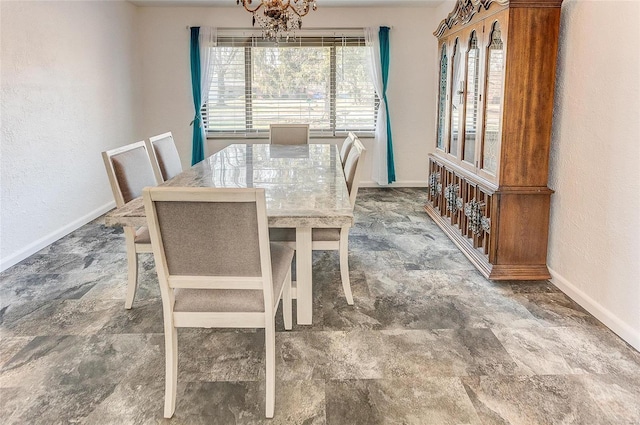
[[339, 131, 357, 165], [143, 186, 294, 419], [146, 132, 183, 182], [269, 123, 310, 145], [102, 141, 159, 309], [270, 139, 366, 305]]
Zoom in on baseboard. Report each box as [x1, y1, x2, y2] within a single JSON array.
[[549, 267, 640, 351], [0, 201, 116, 272], [359, 180, 428, 188]]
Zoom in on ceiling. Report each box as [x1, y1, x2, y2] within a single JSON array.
[[129, 0, 445, 7]]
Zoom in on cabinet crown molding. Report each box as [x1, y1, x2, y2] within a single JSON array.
[[434, 0, 562, 37]]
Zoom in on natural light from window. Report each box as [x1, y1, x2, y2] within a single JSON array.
[[202, 35, 377, 137]]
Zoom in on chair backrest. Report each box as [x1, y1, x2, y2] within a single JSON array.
[[147, 132, 183, 182], [269, 124, 310, 145], [339, 132, 357, 164], [102, 141, 158, 207], [143, 187, 275, 313], [343, 138, 366, 208]]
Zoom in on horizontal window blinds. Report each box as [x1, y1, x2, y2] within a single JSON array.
[[202, 33, 377, 137]]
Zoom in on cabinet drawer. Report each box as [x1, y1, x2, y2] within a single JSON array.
[[427, 158, 493, 261]]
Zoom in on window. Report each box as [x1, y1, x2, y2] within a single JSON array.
[[202, 33, 377, 137]]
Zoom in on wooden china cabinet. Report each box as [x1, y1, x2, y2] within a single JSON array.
[[425, 0, 563, 280]]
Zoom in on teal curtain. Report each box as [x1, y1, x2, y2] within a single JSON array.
[[379, 26, 396, 184], [190, 27, 204, 165]]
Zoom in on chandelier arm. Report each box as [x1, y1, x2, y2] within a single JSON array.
[[238, 0, 263, 13], [289, 9, 308, 18], [239, 0, 317, 40], [289, 2, 312, 18]]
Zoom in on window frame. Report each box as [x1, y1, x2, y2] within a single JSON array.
[[202, 30, 378, 139]]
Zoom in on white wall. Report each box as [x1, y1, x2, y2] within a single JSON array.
[[548, 0, 640, 350], [0, 0, 140, 269], [136, 5, 439, 186]]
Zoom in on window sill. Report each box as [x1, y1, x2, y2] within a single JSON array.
[[206, 133, 375, 140]]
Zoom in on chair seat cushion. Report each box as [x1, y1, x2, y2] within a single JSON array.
[[269, 228, 341, 242], [173, 242, 294, 313], [270, 242, 295, 299], [269, 228, 295, 242], [313, 228, 341, 241], [134, 227, 151, 244]]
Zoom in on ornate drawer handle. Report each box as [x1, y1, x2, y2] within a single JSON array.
[[444, 183, 460, 213], [464, 198, 489, 235], [481, 216, 491, 233], [429, 172, 442, 197]]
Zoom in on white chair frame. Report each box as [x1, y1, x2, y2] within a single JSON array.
[[271, 139, 366, 305], [344, 138, 366, 208], [143, 187, 293, 419], [318, 138, 366, 304], [269, 123, 310, 145], [339, 131, 357, 165], [102, 141, 158, 309], [146, 132, 182, 183]]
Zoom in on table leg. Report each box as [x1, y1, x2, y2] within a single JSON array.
[[295, 227, 313, 325]]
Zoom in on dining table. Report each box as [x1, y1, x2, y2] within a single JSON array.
[[105, 143, 354, 325]]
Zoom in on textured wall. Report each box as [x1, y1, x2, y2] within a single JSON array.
[[548, 0, 640, 348], [136, 5, 439, 186], [0, 1, 140, 268]]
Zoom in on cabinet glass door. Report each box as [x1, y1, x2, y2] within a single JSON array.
[[463, 30, 480, 165], [436, 43, 448, 151], [481, 21, 504, 176], [448, 38, 463, 158]]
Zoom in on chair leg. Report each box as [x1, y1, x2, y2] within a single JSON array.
[[164, 323, 178, 418], [265, 319, 276, 418], [283, 268, 292, 330], [125, 238, 139, 310], [339, 229, 354, 305]]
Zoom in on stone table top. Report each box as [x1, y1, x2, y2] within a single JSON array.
[[105, 143, 354, 229]]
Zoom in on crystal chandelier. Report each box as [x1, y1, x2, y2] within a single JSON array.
[[237, 0, 318, 41]]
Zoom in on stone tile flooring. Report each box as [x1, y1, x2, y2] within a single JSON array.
[[1, 188, 639, 424]]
